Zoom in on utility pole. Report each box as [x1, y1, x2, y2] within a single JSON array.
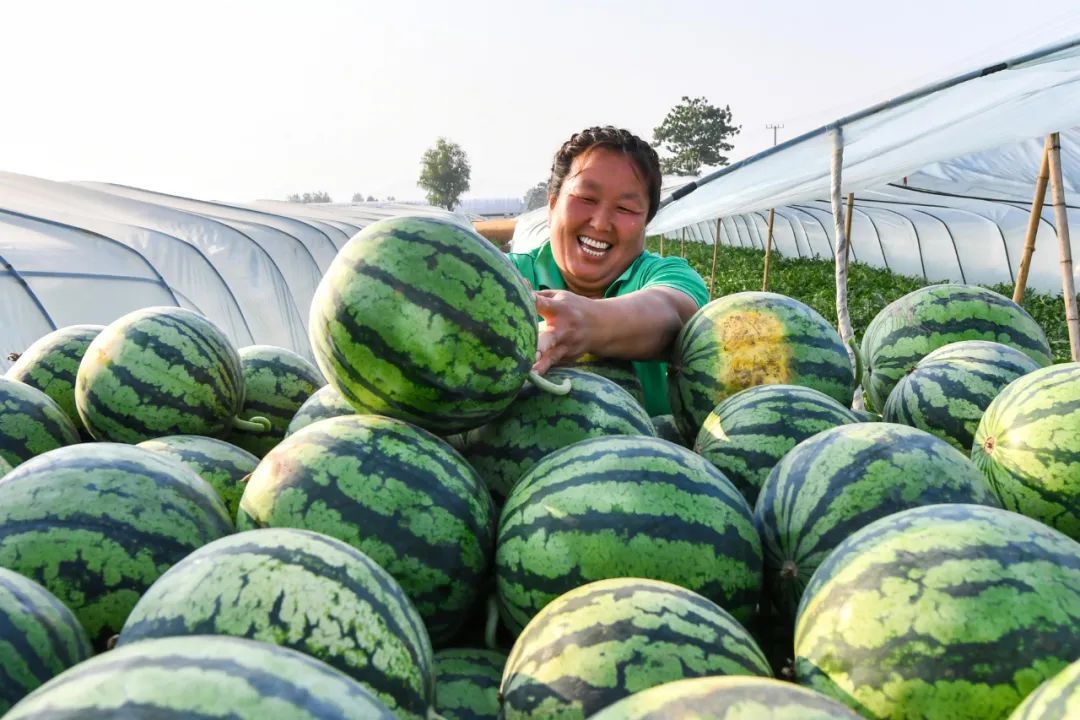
[[766, 123, 784, 147]]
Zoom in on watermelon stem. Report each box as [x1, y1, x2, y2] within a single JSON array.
[[484, 594, 499, 650], [232, 415, 272, 433], [528, 371, 571, 395]]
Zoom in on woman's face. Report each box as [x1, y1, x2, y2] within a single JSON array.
[[548, 147, 649, 298]]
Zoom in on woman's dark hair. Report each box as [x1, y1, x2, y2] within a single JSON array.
[[548, 126, 662, 222]]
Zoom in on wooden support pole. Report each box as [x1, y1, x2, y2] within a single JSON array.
[[659, 233, 665, 257], [844, 193, 855, 260], [1047, 132, 1080, 361], [710, 217, 722, 300], [1013, 136, 1052, 304], [831, 127, 860, 408], [681, 227, 687, 258], [762, 208, 776, 291]]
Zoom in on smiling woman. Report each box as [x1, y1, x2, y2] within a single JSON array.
[[507, 126, 708, 415]]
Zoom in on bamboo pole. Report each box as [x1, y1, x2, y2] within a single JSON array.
[[831, 128, 860, 408], [659, 233, 665, 257], [762, 208, 776, 291], [1047, 132, 1080, 361], [844, 193, 854, 259], [709, 217, 722, 300], [1013, 136, 1052, 304], [680, 227, 687, 258]]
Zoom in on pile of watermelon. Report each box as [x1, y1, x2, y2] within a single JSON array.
[[1, 216, 1078, 720]]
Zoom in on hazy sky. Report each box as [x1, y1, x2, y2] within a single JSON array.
[[3, 0, 1079, 204]]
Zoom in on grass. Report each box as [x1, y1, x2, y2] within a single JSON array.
[[645, 237, 1074, 363]]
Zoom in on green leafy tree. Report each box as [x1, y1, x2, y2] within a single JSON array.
[[351, 192, 365, 202], [418, 138, 471, 210], [287, 191, 332, 203], [652, 96, 740, 176], [523, 181, 549, 211]]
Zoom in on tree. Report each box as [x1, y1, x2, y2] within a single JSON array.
[[287, 191, 332, 203], [351, 192, 365, 202], [522, 181, 549, 211], [652, 96, 740, 176], [418, 138, 471, 210]]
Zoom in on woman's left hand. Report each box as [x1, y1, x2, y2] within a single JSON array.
[[533, 290, 596, 374]]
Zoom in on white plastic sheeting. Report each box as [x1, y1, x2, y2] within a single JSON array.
[[0, 172, 466, 373]]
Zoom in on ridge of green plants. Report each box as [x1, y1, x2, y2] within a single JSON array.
[[647, 238, 1073, 363]]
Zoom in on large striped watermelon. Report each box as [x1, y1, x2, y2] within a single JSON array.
[[309, 215, 539, 434], [694, 384, 861, 503], [238, 414, 495, 645], [76, 306, 270, 443], [0, 568, 92, 713], [435, 648, 507, 720], [4, 324, 103, 438], [668, 292, 855, 440], [138, 434, 259, 519], [1008, 656, 1080, 720], [861, 284, 1052, 412], [561, 354, 645, 406], [0, 443, 233, 648], [286, 382, 355, 435], [117, 528, 435, 720], [587, 676, 864, 720], [754, 422, 998, 617], [496, 435, 761, 634], [230, 344, 324, 457], [6, 635, 396, 719], [0, 377, 79, 468], [650, 414, 687, 446], [795, 504, 1080, 720], [463, 367, 655, 499], [972, 362, 1080, 540], [884, 340, 1041, 452], [501, 578, 771, 720]]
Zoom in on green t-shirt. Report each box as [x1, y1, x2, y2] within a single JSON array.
[[508, 242, 709, 416]]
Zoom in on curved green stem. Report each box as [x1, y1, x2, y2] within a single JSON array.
[[847, 338, 872, 412], [484, 594, 499, 650], [232, 415, 272, 433], [528, 370, 571, 396]]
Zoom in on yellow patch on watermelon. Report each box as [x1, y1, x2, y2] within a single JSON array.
[[715, 311, 791, 390]]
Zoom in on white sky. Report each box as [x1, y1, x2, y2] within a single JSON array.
[[2, 0, 1080, 205]]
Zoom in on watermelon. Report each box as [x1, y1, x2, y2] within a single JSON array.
[[5, 635, 396, 719], [138, 434, 259, 519], [286, 382, 355, 435], [972, 362, 1080, 540], [230, 344, 324, 457], [694, 384, 861, 503], [117, 528, 435, 720], [650, 414, 687, 446], [238, 414, 495, 645], [4, 324, 103, 438], [496, 435, 761, 634], [587, 676, 864, 719], [308, 215, 538, 434], [0, 443, 233, 648], [884, 340, 1041, 452], [1008, 656, 1080, 719], [668, 292, 855, 440], [561, 354, 645, 406], [861, 284, 1052, 412], [501, 578, 771, 720], [0, 568, 92, 713], [754, 422, 998, 617], [795, 503, 1080, 720], [435, 648, 507, 720], [0, 377, 80, 468], [463, 367, 655, 499], [76, 306, 270, 443]]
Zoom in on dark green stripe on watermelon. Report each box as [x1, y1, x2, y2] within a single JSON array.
[[496, 435, 761, 635], [286, 383, 356, 436], [0, 443, 233, 649], [230, 345, 324, 457], [138, 435, 259, 519], [668, 292, 854, 441], [795, 504, 1080, 720], [972, 362, 1080, 540], [464, 367, 655, 499], [239, 414, 495, 646], [435, 648, 507, 720], [884, 340, 1040, 452], [117, 528, 434, 720], [4, 324, 103, 439], [0, 377, 80, 468], [561, 355, 645, 406], [0, 568, 92, 713], [1008, 656, 1080, 720], [501, 578, 771, 720], [650, 414, 688, 446], [586, 676, 864, 719], [309, 216, 536, 434], [861, 284, 1052, 412], [754, 422, 999, 618], [694, 384, 860, 504], [76, 307, 247, 443], [5, 635, 396, 719]]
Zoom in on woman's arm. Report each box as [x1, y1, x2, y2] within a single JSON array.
[[532, 286, 699, 374]]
